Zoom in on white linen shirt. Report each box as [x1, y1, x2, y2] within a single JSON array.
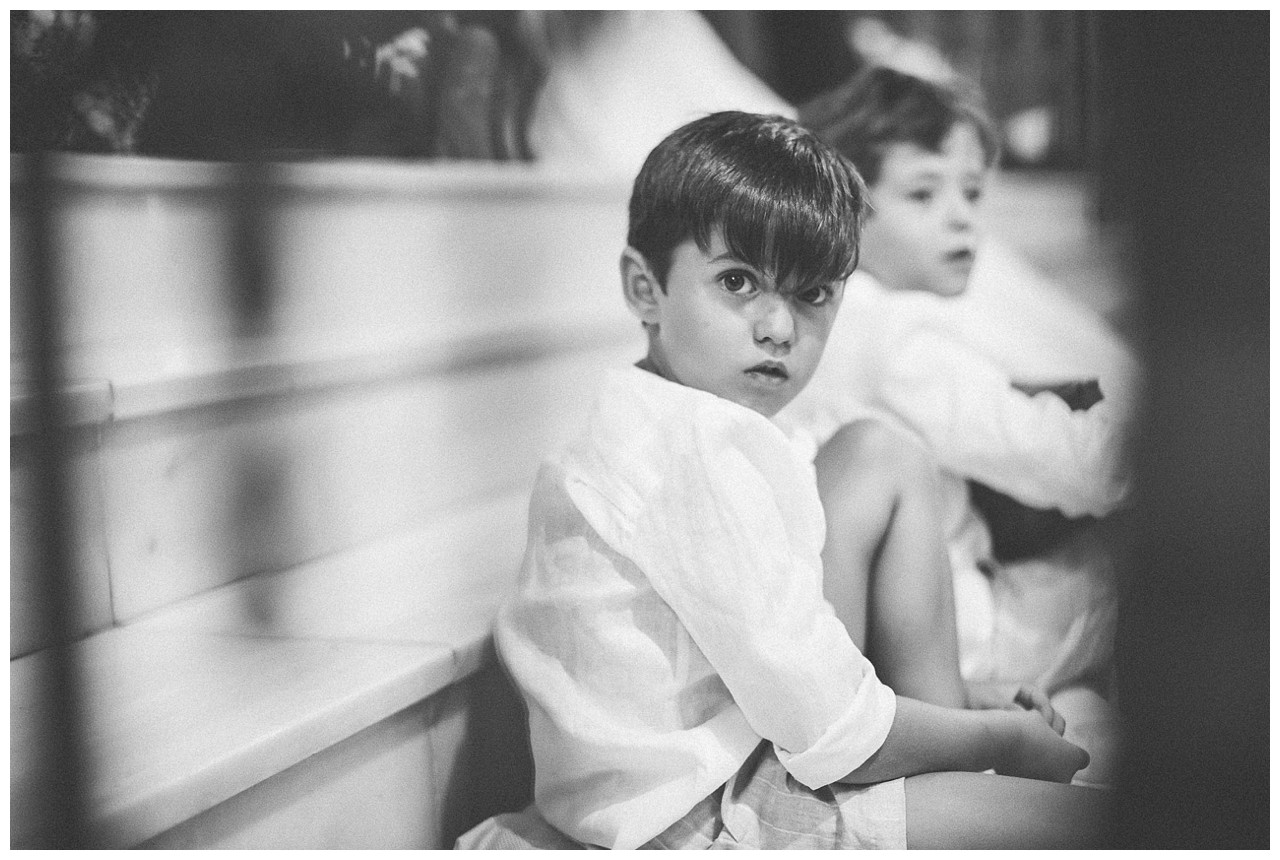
[[495, 365, 897, 850], [774, 256, 1136, 684], [776, 261, 1135, 520]]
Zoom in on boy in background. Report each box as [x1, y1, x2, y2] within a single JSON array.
[[779, 67, 1134, 779], [484, 111, 1109, 849]]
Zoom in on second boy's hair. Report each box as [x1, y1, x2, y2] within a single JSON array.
[[798, 66, 1000, 185], [627, 111, 867, 292]]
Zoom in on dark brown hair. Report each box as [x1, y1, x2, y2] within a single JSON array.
[[799, 66, 999, 185], [627, 111, 867, 291]]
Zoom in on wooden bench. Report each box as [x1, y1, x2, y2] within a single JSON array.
[[10, 155, 642, 848]]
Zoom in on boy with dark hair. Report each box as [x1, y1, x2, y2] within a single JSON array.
[[781, 67, 1135, 750], [800, 63, 1000, 189], [485, 111, 1110, 850]]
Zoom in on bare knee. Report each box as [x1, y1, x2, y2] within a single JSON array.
[[813, 418, 941, 577], [814, 418, 941, 511]]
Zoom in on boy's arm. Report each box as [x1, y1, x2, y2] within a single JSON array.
[[839, 695, 1088, 786], [879, 329, 1133, 518], [633, 408, 899, 790]]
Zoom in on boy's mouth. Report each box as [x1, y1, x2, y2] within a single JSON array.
[[945, 248, 975, 266], [745, 361, 790, 383]]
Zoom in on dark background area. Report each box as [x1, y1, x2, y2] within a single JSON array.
[[1098, 12, 1268, 848], [13, 10, 1098, 169], [707, 10, 1097, 170]]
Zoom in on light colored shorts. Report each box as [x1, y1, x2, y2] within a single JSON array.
[[642, 741, 907, 850], [455, 742, 906, 850]]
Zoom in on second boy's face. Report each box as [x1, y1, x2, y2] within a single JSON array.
[[631, 232, 844, 418], [859, 121, 989, 297]]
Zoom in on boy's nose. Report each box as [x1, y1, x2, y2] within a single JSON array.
[[947, 193, 976, 230], [752, 296, 795, 350]]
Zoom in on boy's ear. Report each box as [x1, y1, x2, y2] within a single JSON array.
[[620, 246, 662, 325]]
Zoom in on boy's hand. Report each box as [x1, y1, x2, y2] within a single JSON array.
[[967, 684, 1067, 737], [1013, 686, 1066, 736], [992, 709, 1090, 784]]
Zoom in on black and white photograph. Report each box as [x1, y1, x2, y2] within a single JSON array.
[[10, 9, 1268, 850]]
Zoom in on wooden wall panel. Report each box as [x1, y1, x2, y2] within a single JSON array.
[[12, 158, 633, 393], [10, 422, 115, 658], [102, 336, 641, 622]]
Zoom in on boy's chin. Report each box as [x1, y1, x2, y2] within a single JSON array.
[[733, 390, 796, 419], [928, 273, 971, 298]]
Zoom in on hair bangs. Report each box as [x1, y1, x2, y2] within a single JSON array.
[[689, 154, 863, 290]]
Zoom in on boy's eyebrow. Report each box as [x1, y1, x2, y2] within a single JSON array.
[[709, 251, 758, 268], [897, 168, 987, 185]]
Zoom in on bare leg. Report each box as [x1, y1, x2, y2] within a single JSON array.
[[814, 419, 966, 708], [905, 771, 1113, 848]]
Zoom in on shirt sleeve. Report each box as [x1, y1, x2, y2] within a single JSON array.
[[876, 326, 1133, 518], [627, 404, 896, 789]]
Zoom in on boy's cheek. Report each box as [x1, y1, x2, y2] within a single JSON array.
[[798, 324, 835, 378]]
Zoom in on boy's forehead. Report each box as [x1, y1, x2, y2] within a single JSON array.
[[878, 124, 988, 180], [890, 122, 988, 166]]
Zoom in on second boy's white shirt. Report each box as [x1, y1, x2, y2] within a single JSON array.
[[777, 265, 1134, 521], [775, 259, 1133, 686], [495, 365, 897, 850]]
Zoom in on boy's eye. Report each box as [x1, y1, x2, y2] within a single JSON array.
[[719, 271, 756, 295], [908, 188, 934, 203], [796, 285, 834, 307]]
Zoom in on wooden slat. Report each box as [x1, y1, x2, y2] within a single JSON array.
[[12, 154, 633, 395], [11, 628, 458, 849], [101, 339, 639, 621], [126, 491, 531, 652]]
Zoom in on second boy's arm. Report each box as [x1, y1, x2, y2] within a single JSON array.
[[881, 328, 1132, 518], [838, 695, 1088, 786]]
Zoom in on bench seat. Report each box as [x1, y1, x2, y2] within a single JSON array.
[[11, 492, 532, 848]]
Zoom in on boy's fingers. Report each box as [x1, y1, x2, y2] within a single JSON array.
[[1014, 686, 1063, 731]]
